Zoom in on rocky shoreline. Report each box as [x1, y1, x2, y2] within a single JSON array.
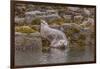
[[15, 23, 95, 51], [14, 4, 95, 51]]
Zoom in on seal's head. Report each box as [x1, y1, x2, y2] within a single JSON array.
[[41, 20, 48, 26]]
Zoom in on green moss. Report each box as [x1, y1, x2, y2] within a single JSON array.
[[42, 46, 50, 52], [74, 18, 82, 24], [48, 18, 65, 25], [91, 33, 95, 38], [15, 26, 37, 33], [78, 34, 86, 40], [65, 27, 80, 38], [71, 28, 80, 33], [30, 25, 39, 32], [42, 38, 50, 52], [31, 18, 41, 25], [65, 26, 86, 47], [64, 19, 72, 23], [76, 39, 86, 46]]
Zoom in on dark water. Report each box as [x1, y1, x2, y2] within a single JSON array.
[[15, 45, 95, 66]]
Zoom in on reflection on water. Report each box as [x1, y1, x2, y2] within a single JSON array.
[[15, 45, 95, 66], [40, 48, 69, 64]]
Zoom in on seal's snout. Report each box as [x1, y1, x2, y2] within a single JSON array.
[[41, 19, 48, 25]]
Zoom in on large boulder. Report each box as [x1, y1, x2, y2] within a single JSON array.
[[15, 32, 42, 51], [61, 23, 94, 47], [15, 32, 43, 66]]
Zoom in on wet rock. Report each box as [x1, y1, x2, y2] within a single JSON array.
[[82, 18, 94, 26], [15, 32, 42, 51], [74, 15, 83, 24], [82, 8, 91, 17], [15, 16, 25, 24], [67, 7, 80, 12], [25, 10, 61, 24], [62, 23, 81, 31], [61, 23, 94, 46], [63, 15, 72, 22], [25, 11, 41, 23]]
